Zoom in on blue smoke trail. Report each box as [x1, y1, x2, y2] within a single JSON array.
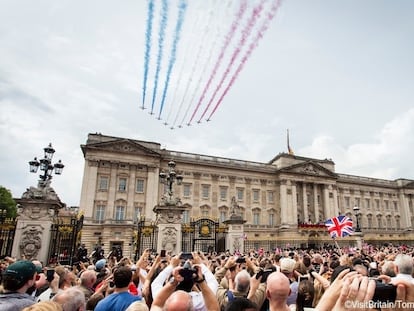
[[150, 0, 169, 115], [141, 0, 155, 109], [158, 0, 188, 119]]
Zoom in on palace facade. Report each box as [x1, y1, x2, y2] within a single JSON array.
[[79, 133, 414, 255]]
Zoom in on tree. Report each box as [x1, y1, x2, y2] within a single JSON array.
[[0, 186, 17, 218]]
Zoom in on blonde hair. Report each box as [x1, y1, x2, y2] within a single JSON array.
[[22, 301, 63, 311]]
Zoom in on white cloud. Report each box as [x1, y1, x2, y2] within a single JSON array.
[[300, 108, 414, 179]]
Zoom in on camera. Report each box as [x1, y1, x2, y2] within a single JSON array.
[[256, 267, 276, 283], [180, 252, 193, 260], [372, 281, 396, 303], [236, 257, 246, 263], [179, 262, 197, 282], [46, 269, 55, 282], [160, 249, 166, 258], [299, 276, 309, 282]]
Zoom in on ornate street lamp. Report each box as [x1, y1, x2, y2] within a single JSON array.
[[28, 143, 64, 187], [159, 160, 183, 206], [353, 206, 361, 232]]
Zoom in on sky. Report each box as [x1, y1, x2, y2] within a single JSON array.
[[1, 0, 413, 207]]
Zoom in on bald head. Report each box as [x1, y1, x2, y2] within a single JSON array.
[[266, 272, 290, 302], [164, 290, 194, 311], [80, 269, 97, 287]]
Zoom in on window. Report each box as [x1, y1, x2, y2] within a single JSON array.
[[202, 185, 210, 199], [365, 198, 370, 209], [367, 215, 372, 228], [136, 179, 144, 193], [118, 178, 127, 192], [220, 211, 227, 223], [396, 218, 400, 229], [345, 197, 350, 208], [98, 176, 109, 191], [386, 216, 392, 229], [253, 212, 260, 225], [269, 213, 274, 226], [393, 201, 398, 211], [115, 205, 125, 221], [377, 216, 382, 228], [219, 186, 227, 200], [202, 210, 209, 217], [375, 199, 380, 210], [95, 205, 105, 222], [268, 191, 274, 203], [134, 207, 141, 222], [384, 200, 389, 210], [253, 189, 260, 202], [183, 210, 189, 223], [237, 188, 244, 201], [355, 198, 360, 207], [183, 184, 191, 197]]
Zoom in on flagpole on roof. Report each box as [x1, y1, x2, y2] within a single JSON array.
[[287, 129, 294, 155]]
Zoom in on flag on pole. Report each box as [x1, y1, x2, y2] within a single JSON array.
[[287, 129, 294, 155], [325, 215, 354, 238]]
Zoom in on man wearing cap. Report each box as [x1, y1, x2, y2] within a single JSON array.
[[0, 260, 38, 310], [279, 258, 297, 306]]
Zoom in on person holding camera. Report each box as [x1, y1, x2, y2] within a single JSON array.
[[151, 257, 219, 311], [151, 252, 219, 311], [37, 266, 74, 302], [216, 266, 267, 311]]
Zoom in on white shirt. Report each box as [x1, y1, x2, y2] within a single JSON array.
[[151, 263, 218, 311]]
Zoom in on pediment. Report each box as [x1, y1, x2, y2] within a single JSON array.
[[404, 181, 414, 189], [87, 139, 161, 157], [279, 161, 337, 178]]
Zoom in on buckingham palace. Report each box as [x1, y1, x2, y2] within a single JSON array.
[[78, 133, 414, 255]]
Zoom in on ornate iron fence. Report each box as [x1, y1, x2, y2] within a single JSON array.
[[48, 215, 84, 266], [0, 217, 17, 258]]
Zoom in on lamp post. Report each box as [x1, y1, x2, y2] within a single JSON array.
[[353, 206, 361, 232], [29, 143, 64, 187], [159, 160, 183, 206]]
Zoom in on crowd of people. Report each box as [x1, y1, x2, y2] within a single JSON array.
[[1, 243, 414, 311]]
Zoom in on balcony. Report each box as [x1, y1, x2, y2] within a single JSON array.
[[298, 223, 326, 231]]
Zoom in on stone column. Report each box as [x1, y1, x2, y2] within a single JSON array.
[[313, 184, 319, 222], [303, 183, 309, 222], [224, 213, 246, 254], [79, 160, 98, 219], [107, 163, 118, 219], [14, 185, 65, 264], [153, 205, 191, 254], [145, 166, 159, 219], [127, 165, 136, 220], [290, 181, 298, 225], [323, 184, 330, 219], [399, 191, 411, 229], [280, 180, 288, 226], [332, 185, 339, 216]]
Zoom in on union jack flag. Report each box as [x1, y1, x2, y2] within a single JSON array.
[[325, 215, 354, 238]]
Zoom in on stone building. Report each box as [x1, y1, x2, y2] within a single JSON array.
[[79, 133, 414, 255]]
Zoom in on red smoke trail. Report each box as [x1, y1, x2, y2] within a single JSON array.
[[207, 0, 282, 121], [177, 0, 235, 128], [165, 2, 214, 127], [187, 0, 248, 125], [198, 0, 266, 123]]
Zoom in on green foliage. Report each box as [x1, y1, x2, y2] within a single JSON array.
[[0, 186, 17, 218]]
